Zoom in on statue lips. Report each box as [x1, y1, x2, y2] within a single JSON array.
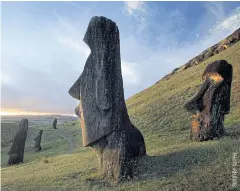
[[75, 104, 81, 118]]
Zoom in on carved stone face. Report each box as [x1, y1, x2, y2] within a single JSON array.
[[68, 16, 124, 147], [184, 60, 233, 140], [202, 60, 233, 114], [185, 60, 233, 115]]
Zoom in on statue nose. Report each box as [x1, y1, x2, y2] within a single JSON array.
[[68, 78, 81, 100]]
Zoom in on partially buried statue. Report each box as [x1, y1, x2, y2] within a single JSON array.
[[8, 119, 28, 165], [52, 118, 57, 129], [68, 16, 146, 181], [34, 129, 43, 151], [184, 60, 233, 141]]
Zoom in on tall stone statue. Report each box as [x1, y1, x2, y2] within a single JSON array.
[[68, 16, 146, 181], [184, 60, 233, 141], [52, 118, 57, 129], [34, 129, 43, 151], [8, 119, 28, 165]]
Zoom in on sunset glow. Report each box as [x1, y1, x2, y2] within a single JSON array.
[[0, 109, 75, 116]]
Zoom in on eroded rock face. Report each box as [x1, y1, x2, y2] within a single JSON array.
[[52, 118, 57, 129], [69, 16, 146, 181], [8, 119, 28, 165], [34, 129, 43, 151], [184, 60, 233, 141]]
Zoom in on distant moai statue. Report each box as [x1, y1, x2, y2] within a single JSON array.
[[68, 16, 146, 181], [8, 119, 28, 165], [34, 129, 43, 151], [184, 60, 233, 141], [52, 118, 57, 129]]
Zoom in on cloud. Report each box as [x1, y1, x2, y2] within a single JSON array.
[[2, 2, 239, 113], [54, 3, 240, 99], [54, 10, 141, 89], [210, 7, 240, 33], [124, 1, 145, 15], [52, 10, 80, 36], [1, 64, 79, 113], [122, 61, 140, 86], [123, 1, 148, 34], [204, 2, 226, 22], [119, 5, 240, 92], [57, 35, 90, 57], [0, 72, 11, 85]]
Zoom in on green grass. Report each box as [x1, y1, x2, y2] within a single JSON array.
[[1, 42, 240, 191], [1, 121, 82, 166]]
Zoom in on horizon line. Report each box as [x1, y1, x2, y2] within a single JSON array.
[[0, 110, 77, 117]]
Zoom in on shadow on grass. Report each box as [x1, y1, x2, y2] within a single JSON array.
[[83, 127, 240, 190], [135, 139, 237, 181], [84, 136, 238, 190], [226, 125, 240, 139]]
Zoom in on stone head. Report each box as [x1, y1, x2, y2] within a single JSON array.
[[68, 16, 124, 146], [184, 60, 233, 114]]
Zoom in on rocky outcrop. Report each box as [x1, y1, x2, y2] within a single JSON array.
[[184, 60, 233, 141], [69, 16, 146, 181], [8, 119, 28, 165], [162, 28, 239, 80], [34, 129, 43, 151], [52, 118, 57, 129]]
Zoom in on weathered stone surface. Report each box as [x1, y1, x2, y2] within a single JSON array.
[[8, 119, 28, 165], [34, 129, 43, 151], [184, 60, 233, 141], [69, 16, 146, 181], [52, 118, 57, 129]]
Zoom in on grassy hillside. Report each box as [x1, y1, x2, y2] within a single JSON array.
[[1, 120, 82, 166], [127, 41, 240, 154], [1, 42, 240, 191]]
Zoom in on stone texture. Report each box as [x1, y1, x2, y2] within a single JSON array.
[[69, 16, 146, 181], [52, 118, 57, 129], [184, 60, 233, 141], [8, 119, 28, 165], [34, 129, 43, 151]]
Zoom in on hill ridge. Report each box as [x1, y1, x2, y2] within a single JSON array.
[[160, 28, 240, 81]]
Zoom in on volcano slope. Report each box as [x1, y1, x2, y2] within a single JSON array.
[[1, 42, 240, 191]]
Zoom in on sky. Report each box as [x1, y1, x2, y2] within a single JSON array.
[[1, 1, 240, 115]]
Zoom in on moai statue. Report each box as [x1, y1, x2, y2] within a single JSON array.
[[34, 129, 43, 151], [184, 60, 233, 141], [8, 119, 28, 165], [52, 118, 57, 129], [68, 16, 146, 181]]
